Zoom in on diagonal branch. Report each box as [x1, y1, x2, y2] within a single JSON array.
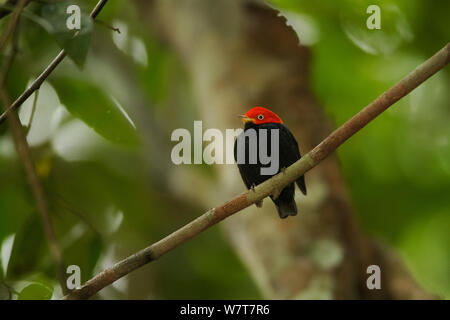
[[63, 43, 450, 300], [0, 1, 71, 294], [0, 0, 110, 295], [0, 0, 32, 20], [0, 0, 27, 52], [0, 8, 68, 293], [0, 0, 109, 126]]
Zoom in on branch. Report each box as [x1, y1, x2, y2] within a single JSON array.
[[94, 19, 121, 34], [0, 0, 110, 126], [0, 0, 32, 20], [0, 2, 71, 294], [63, 43, 450, 300], [24, 89, 38, 133], [0, 0, 109, 295], [0, 0, 27, 51]]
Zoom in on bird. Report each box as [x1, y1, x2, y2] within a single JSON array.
[[234, 106, 306, 219]]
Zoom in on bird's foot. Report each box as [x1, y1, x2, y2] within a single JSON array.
[[255, 200, 263, 208], [250, 184, 257, 192], [272, 188, 281, 200]]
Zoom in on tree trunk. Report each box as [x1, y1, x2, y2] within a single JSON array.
[[134, 0, 434, 299]]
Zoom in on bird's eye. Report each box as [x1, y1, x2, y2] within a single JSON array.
[[257, 114, 264, 120]]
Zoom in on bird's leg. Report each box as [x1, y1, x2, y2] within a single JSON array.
[[272, 188, 281, 200], [250, 184, 263, 207]]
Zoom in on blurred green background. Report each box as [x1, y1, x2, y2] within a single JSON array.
[[0, 0, 448, 299]]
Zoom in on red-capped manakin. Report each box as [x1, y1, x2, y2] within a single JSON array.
[[234, 106, 307, 219]]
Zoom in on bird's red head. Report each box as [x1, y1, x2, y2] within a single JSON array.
[[240, 106, 283, 125]]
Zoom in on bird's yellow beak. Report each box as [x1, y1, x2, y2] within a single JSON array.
[[239, 115, 254, 124]]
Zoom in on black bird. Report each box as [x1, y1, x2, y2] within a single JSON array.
[[234, 106, 306, 218]]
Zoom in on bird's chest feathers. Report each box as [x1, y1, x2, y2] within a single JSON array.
[[235, 124, 283, 176], [234, 123, 301, 177]]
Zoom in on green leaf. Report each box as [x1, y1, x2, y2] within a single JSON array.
[[51, 77, 138, 146], [64, 231, 102, 282], [7, 214, 46, 280], [18, 283, 53, 300], [40, 1, 93, 68], [0, 281, 11, 300], [0, 58, 28, 137], [0, 4, 53, 36], [0, 176, 32, 243]]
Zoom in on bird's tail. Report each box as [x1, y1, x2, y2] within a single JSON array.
[[275, 199, 298, 219]]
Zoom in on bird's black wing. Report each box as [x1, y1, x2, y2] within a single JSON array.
[[278, 124, 307, 195], [234, 131, 264, 189], [234, 123, 307, 195]]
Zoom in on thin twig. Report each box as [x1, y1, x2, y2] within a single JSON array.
[[0, 0, 32, 20], [0, 0, 27, 52], [95, 19, 121, 34], [0, 12, 68, 294], [0, 0, 110, 296], [25, 89, 38, 132], [63, 43, 450, 300], [0, 0, 110, 126]]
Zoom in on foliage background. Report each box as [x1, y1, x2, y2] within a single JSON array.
[[0, 0, 448, 299]]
